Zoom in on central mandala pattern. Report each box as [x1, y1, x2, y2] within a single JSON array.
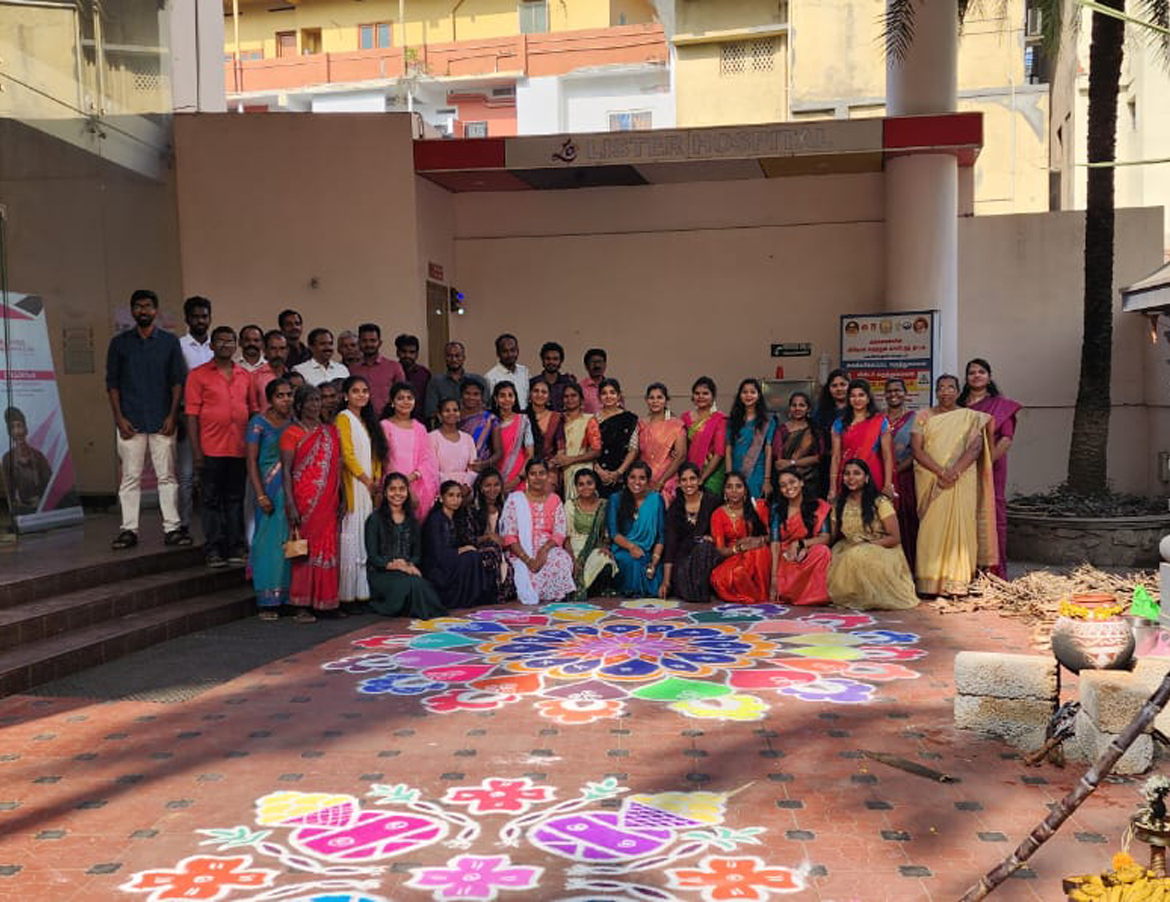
[[479, 622, 776, 681]]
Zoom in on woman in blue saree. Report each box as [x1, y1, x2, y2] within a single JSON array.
[[725, 378, 776, 499], [458, 376, 501, 475], [607, 460, 665, 597], [246, 378, 294, 619]]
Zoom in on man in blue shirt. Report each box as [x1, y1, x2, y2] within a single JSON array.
[[105, 289, 187, 550]]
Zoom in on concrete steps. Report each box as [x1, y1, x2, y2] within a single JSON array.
[[0, 548, 254, 697]]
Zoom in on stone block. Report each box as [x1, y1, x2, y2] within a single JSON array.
[[953, 652, 1057, 701], [1080, 669, 1158, 734], [1066, 709, 1154, 775], [1130, 659, 1170, 735], [954, 694, 1051, 750]]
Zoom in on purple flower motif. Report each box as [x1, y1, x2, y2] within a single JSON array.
[[358, 673, 445, 696], [778, 678, 876, 704], [405, 854, 543, 901], [713, 603, 789, 618], [850, 630, 919, 646]]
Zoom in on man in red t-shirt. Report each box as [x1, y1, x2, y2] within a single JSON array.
[[186, 326, 255, 567]]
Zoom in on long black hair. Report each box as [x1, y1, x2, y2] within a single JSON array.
[[840, 378, 878, 429], [775, 466, 821, 538], [490, 380, 519, 418], [957, 357, 1002, 405], [669, 461, 707, 516], [468, 466, 505, 536], [691, 375, 717, 399], [343, 375, 389, 464], [816, 368, 850, 417], [598, 377, 624, 406], [724, 471, 766, 537], [617, 460, 653, 533], [728, 378, 767, 438], [526, 382, 551, 455], [835, 457, 880, 531]]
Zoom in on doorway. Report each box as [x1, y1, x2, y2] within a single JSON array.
[[276, 31, 296, 57], [425, 280, 449, 375]]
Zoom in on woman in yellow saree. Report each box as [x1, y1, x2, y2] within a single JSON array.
[[911, 374, 998, 597]]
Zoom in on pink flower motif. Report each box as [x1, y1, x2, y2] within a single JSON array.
[[422, 688, 522, 714], [352, 634, 414, 649], [405, 854, 543, 901], [119, 855, 278, 902], [442, 778, 555, 814]]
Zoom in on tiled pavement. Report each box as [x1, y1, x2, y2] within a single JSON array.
[[0, 597, 1157, 902]]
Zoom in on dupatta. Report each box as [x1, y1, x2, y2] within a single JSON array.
[[503, 492, 539, 605]]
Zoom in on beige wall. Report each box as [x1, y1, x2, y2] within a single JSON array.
[[173, 113, 426, 368]]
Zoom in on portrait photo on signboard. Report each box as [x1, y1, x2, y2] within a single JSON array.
[[2, 406, 54, 515]]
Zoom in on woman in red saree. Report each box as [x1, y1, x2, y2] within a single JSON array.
[[280, 385, 341, 621], [829, 378, 893, 499], [492, 381, 533, 493], [769, 468, 832, 605], [681, 376, 727, 497], [709, 472, 772, 603], [959, 358, 1021, 579], [639, 382, 686, 504], [527, 380, 564, 491]]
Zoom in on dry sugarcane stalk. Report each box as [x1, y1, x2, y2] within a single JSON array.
[[957, 671, 1170, 900]]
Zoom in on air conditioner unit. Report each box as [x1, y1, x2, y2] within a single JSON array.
[[1026, 7, 1043, 38], [491, 86, 516, 98]]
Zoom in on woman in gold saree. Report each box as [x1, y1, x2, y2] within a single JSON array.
[[911, 374, 998, 597]]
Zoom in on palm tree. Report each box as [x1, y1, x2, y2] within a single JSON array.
[[886, 0, 1169, 497]]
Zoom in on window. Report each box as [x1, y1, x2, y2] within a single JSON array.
[[608, 110, 652, 131], [301, 27, 322, 55], [519, 0, 549, 34], [720, 38, 777, 77], [464, 121, 489, 138], [359, 22, 392, 50]]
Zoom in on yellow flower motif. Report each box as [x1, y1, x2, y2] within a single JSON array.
[[629, 791, 727, 825], [254, 791, 356, 826], [620, 598, 679, 610], [669, 693, 769, 722], [412, 617, 472, 631]]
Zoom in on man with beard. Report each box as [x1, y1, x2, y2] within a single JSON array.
[[279, 308, 310, 368], [105, 289, 186, 550], [236, 324, 266, 372], [350, 323, 404, 416], [249, 330, 290, 413], [176, 296, 214, 543], [394, 333, 430, 419]]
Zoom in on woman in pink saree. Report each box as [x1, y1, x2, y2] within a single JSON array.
[[380, 382, 439, 520], [492, 380, 533, 493], [681, 376, 727, 497], [639, 382, 686, 504], [959, 358, 1021, 579]]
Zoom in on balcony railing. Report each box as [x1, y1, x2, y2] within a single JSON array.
[[225, 23, 666, 95]]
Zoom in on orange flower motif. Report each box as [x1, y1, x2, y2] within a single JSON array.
[[119, 855, 278, 902], [666, 855, 805, 901], [535, 697, 626, 724]]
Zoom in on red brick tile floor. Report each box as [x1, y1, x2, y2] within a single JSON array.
[[0, 594, 1160, 902]]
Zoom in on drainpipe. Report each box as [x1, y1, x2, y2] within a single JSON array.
[[451, 0, 466, 43]]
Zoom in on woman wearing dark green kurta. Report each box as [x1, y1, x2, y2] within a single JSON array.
[[365, 472, 446, 618]]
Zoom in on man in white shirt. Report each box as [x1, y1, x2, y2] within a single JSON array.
[[177, 296, 214, 540], [293, 328, 350, 386], [235, 324, 266, 373], [484, 333, 529, 410]]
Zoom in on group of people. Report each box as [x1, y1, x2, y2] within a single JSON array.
[[105, 289, 1020, 622]]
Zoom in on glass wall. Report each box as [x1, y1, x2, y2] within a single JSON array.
[[1, 0, 183, 508]]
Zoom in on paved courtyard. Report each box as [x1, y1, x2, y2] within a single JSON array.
[[0, 589, 1158, 902]]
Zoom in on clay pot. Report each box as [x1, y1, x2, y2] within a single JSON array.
[[1051, 593, 1134, 674]]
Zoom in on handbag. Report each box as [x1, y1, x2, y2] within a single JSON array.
[[284, 528, 308, 559]]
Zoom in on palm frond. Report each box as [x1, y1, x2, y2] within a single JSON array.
[[883, 0, 921, 62], [1135, 0, 1170, 61]]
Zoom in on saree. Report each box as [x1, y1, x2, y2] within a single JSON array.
[[682, 410, 727, 497], [562, 413, 601, 500], [497, 415, 533, 489], [596, 411, 639, 499], [729, 418, 776, 498], [280, 422, 340, 611], [710, 500, 771, 603], [833, 414, 889, 492], [770, 499, 831, 606], [459, 410, 499, 462], [532, 410, 564, 490], [565, 497, 617, 601], [338, 410, 376, 602], [247, 415, 289, 607], [608, 492, 665, 597], [663, 490, 722, 602], [827, 496, 919, 611], [500, 492, 576, 604], [772, 422, 821, 491], [639, 418, 686, 504], [912, 408, 998, 596], [383, 418, 439, 519], [889, 409, 919, 571], [965, 395, 1021, 578]]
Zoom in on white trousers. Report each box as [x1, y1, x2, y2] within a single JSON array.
[[116, 431, 180, 533]]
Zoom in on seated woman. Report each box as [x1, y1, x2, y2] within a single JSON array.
[[661, 462, 721, 602], [364, 473, 446, 618], [464, 467, 515, 602], [500, 458, 577, 604], [769, 467, 832, 605], [422, 480, 500, 610], [563, 469, 617, 600], [607, 461, 666, 597], [710, 471, 771, 603], [827, 458, 919, 611]]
